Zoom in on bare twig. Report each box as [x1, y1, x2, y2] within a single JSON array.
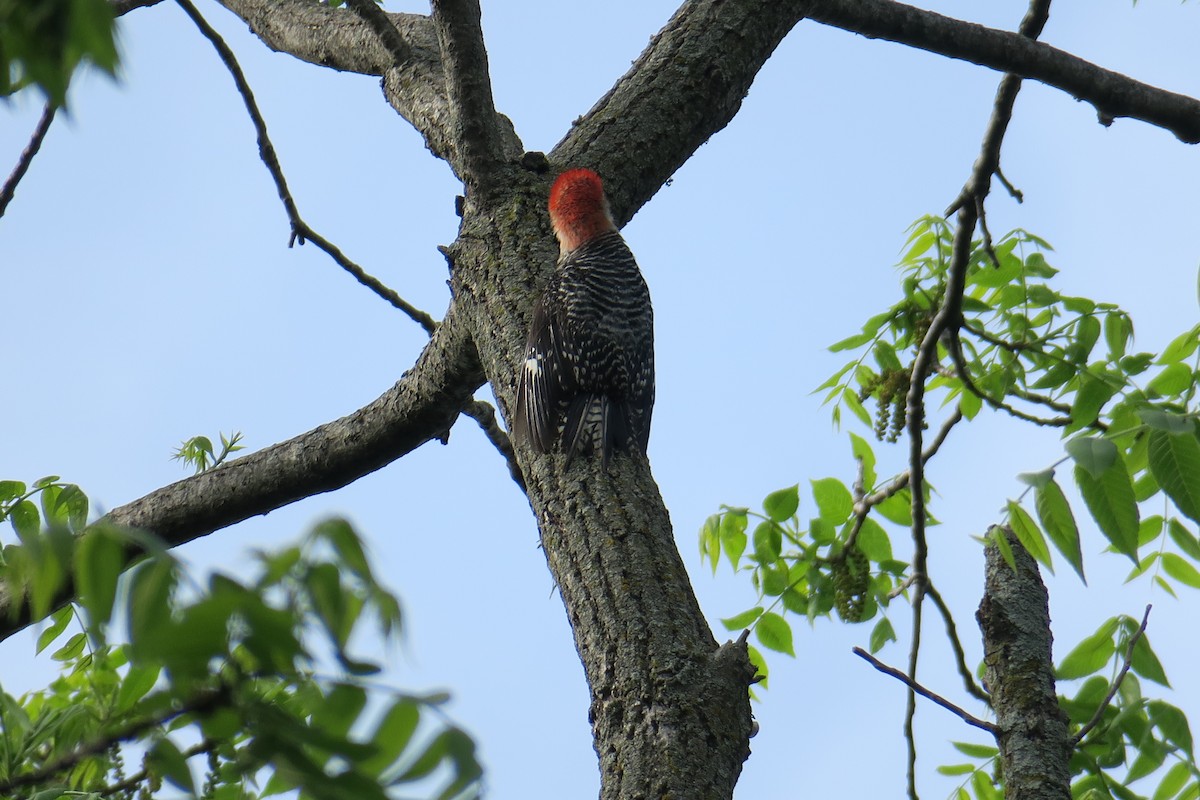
[[844, 409, 962, 555], [462, 399, 526, 491], [854, 647, 997, 734], [1073, 605, 1152, 745], [898, 4, 1053, 795], [0, 103, 56, 220], [429, 0, 511, 191], [174, 0, 436, 332], [926, 583, 989, 703]]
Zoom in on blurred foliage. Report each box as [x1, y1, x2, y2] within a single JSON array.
[[0, 479, 481, 800], [1, 0, 119, 106], [703, 216, 1200, 800]]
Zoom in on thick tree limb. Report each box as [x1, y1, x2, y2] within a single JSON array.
[[430, 0, 516, 192], [977, 528, 1072, 800], [214, 0, 464, 165], [806, 0, 1200, 142], [552, 0, 810, 222], [0, 308, 485, 641]]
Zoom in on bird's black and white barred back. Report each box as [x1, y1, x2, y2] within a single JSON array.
[[512, 169, 655, 467]]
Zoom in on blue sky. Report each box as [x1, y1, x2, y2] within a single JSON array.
[[2, 1, 1199, 797]]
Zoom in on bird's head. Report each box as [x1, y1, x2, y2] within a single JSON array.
[[548, 168, 616, 255]]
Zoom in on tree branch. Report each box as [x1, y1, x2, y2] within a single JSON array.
[[926, 582, 989, 703], [429, 0, 515, 191], [0, 307, 486, 642], [0, 102, 56, 220], [977, 527, 1072, 799], [551, 0, 809, 224], [854, 647, 997, 734], [805, 0, 1200, 143], [177, 0, 433, 324], [1073, 605, 1152, 745]]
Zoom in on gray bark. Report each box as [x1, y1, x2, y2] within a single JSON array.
[[977, 529, 1072, 800], [26, 0, 1200, 796]]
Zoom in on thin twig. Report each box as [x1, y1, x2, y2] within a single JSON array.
[[174, 0, 436, 332], [855, 647, 997, 734], [0, 102, 56, 220], [948, 332, 1072, 427], [898, 4, 1053, 794], [1073, 605, 1152, 745], [845, 409, 962, 554], [462, 399, 526, 491], [926, 583, 989, 703]]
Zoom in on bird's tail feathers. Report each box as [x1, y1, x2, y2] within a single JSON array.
[[563, 395, 631, 469]]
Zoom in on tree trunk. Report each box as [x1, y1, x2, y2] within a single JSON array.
[[977, 529, 1072, 800]]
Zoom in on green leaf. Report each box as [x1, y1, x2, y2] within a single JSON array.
[[721, 607, 763, 631], [746, 644, 769, 689], [755, 612, 795, 656], [720, 517, 747, 570], [1018, 469, 1055, 489], [1069, 374, 1116, 432], [10, 500, 40, 540], [75, 527, 125, 631], [126, 558, 178, 662], [763, 485, 799, 523], [1130, 633, 1170, 687], [1149, 701, 1194, 757], [51, 631, 87, 662], [1161, 553, 1200, 589], [314, 516, 372, 578], [1036, 480, 1085, 582], [869, 617, 895, 653], [875, 491, 912, 526], [1057, 620, 1117, 679], [1168, 518, 1200, 560], [1152, 761, 1191, 800], [1075, 454, 1140, 562], [700, 514, 720, 572], [1149, 363, 1193, 397], [856, 517, 893, 562], [811, 478, 853, 523], [952, 741, 999, 759], [849, 433, 877, 490], [1007, 502, 1052, 572], [36, 606, 73, 654], [1067, 436, 1118, 479], [1105, 312, 1132, 361], [937, 764, 976, 776], [1140, 409, 1195, 434], [1158, 326, 1200, 364], [116, 664, 162, 712], [149, 736, 195, 793], [752, 521, 782, 563], [0, 480, 26, 504], [1149, 429, 1200, 525], [361, 698, 420, 776]]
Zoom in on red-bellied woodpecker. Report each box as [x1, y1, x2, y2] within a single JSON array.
[[512, 168, 655, 467]]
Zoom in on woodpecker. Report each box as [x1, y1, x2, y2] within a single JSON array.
[[512, 168, 655, 467]]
